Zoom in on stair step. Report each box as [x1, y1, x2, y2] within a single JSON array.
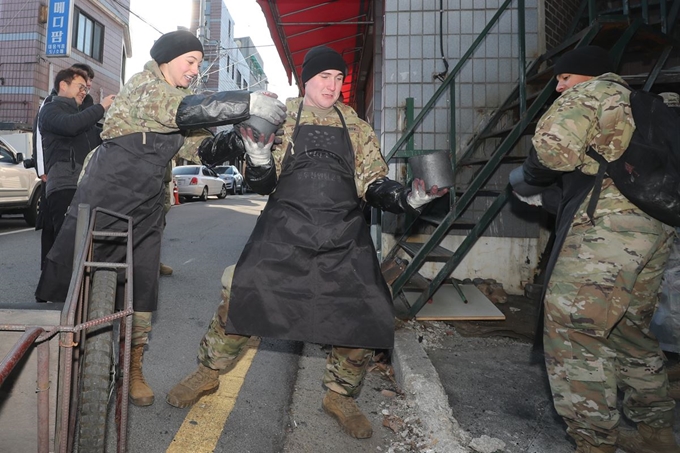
[[399, 241, 453, 262], [419, 214, 478, 229], [458, 156, 525, 166], [502, 91, 543, 112], [454, 188, 505, 196], [622, 70, 680, 86], [403, 272, 431, 291], [479, 121, 536, 139]]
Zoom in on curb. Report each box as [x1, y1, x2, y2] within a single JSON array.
[[392, 328, 470, 453]]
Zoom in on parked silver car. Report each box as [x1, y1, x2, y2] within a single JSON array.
[[172, 165, 227, 201], [0, 137, 41, 226], [214, 165, 246, 195]]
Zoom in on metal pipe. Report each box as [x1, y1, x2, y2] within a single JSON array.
[[589, 0, 597, 23], [660, 0, 668, 33], [449, 81, 456, 210], [118, 214, 135, 453], [517, 0, 526, 115], [37, 341, 50, 453], [0, 327, 43, 386]]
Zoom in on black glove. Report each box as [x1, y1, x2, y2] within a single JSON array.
[[365, 177, 419, 215], [522, 148, 563, 187], [198, 130, 245, 166], [176, 91, 250, 129]]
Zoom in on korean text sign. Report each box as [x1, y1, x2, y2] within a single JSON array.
[[46, 0, 74, 57]]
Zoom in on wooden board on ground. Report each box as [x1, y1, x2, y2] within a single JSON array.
[[405, 284, 506, 321]]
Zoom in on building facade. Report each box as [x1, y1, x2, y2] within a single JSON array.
[[235, 36, 268, 92], [0, 0, 130, 128], [191, 0, 252, 93]]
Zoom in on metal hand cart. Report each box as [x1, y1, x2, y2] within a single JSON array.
[[0, 204, 134, 453]]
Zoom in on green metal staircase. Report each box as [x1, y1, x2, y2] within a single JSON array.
[[384, 0, 680, 319]]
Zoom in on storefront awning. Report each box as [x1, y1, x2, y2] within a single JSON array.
[[256, 0, 373, 107]]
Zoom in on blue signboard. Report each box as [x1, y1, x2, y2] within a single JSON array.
[[45, 0, 74, 57]]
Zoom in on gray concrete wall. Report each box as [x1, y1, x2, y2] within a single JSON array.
[[379, 0, 540, 161], [377, 1, 548, 289]]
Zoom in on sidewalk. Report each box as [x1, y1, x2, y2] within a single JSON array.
[[390, 296, 680, 453]]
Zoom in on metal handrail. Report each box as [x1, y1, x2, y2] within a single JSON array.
[[384, 0, 518, 162]]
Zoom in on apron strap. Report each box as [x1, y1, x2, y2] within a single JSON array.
[[284, 101, 306, 162]]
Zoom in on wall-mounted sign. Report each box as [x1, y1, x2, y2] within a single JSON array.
[[45, 0, 74, 57]]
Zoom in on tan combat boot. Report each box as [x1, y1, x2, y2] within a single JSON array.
[[159, 263, 173, 276], [322, 390, 372, 439], [166, 364, 219, 408], [617, 423, 680, 453], [129, 345, 154, 406]]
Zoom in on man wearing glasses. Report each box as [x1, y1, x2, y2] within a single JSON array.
[[37, 66, 115, 267]]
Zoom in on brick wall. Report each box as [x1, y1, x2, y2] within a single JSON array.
[[0, 0, 129, 126], [544, 0, 582, 48]]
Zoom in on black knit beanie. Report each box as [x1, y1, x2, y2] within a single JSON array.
[[554, 46, 613, 77], [301, 46, 347, 84], [150, 30, 203, 65]]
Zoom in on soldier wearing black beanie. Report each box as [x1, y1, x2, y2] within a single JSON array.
[[553, 45, 613, 77], [301, 45, 347, 85], [150, 30, 203, 65]]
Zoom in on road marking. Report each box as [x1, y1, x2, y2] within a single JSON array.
[[0, 228, 34, 236], [167, 337, 261, 452]]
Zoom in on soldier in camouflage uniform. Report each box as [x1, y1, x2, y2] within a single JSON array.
[[166, 46, 447, 439], [515, 46, 679, 453], [36, 30, 287, 407]]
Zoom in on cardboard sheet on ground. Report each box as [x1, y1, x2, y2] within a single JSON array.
[[405, 284, 506, 321]]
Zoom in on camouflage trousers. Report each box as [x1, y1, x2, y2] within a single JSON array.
[[197, 265, 374, 397], [544, 212, 676, 447], [131, 311, 152, 347]]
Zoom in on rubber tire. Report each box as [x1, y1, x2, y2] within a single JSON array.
[[217, 184, 228, 199], [231, 182, 238, 195], [199, 186, 208, 201], [77, 269, 117, 453], [23, 190, 40, 227]]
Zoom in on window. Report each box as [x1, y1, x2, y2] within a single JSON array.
[[236, 70, 241, 87], [0, 147, 12, 164], [73, 9, 104, 61]]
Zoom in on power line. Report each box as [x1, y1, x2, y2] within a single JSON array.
[[113, 0, 164, 35], [0, 0, 32, 34]]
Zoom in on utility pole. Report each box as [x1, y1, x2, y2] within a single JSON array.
[[196, 0, 208, 89], [197, 0, 207, 47]]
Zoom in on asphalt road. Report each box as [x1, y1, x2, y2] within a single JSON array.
[[0, 194, 404, 453]]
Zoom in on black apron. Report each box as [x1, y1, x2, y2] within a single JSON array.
[[36, 132, 183, 312], [226, 105, 395, 349]]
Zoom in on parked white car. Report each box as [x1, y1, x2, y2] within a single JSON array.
[[0, 137, 41, 226], [172, 165, 227, 201], [214, 165, 246, 195]]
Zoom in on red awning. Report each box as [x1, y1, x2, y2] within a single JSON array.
[[257, 0, 373, 107]]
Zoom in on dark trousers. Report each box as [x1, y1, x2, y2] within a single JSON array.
[[40, 188, 76, 269]]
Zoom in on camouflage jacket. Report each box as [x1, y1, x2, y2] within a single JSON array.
[[274, 98, 388, 199], [101, 60, 205, 163], [532, 72, 638, 224]]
